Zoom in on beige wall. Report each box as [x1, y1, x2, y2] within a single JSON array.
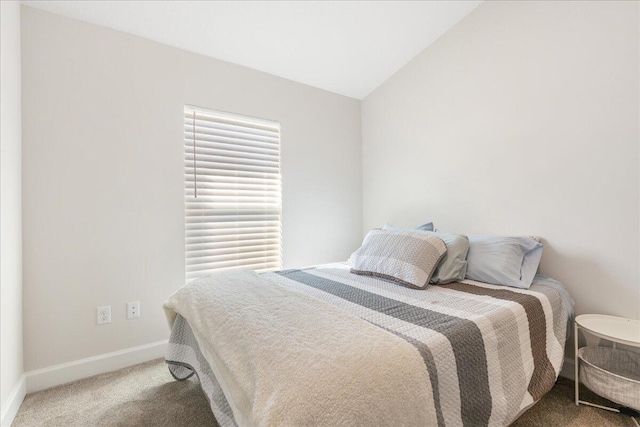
[[1, 0, 24, 416], [362, 1, 640, 320], [21, 7, 362, 371]]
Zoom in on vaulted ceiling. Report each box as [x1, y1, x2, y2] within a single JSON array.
[[24, 1, 482, 99]]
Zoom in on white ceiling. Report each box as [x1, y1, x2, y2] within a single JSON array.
[[23, 1, 482, 99]]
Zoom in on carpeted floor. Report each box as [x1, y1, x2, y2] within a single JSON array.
[[13, 358, 634, 426]]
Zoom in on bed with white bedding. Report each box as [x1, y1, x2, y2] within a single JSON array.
[[164, 262, 573, 427]]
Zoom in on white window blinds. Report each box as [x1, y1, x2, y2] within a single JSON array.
[[184, 105, 282, 280]]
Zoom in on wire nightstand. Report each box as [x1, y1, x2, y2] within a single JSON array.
[[574, 314, 640, 426]]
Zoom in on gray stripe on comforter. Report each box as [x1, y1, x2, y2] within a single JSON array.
[[166, 315, 236, 427], [445, 282, 556, 402], [315, 266, 529, 423], [377, 324, 446, 427], [277, 269, 492, 427]]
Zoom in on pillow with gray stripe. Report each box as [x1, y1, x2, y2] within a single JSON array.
[[383, 225, 469, 284], [350, 229, 447, 289]]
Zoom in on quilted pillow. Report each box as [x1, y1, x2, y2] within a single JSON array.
[[383, 225, 469, 284], [350, 229, 447, 289]]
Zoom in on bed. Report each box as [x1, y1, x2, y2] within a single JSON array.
[[164, 262, 573, 427]]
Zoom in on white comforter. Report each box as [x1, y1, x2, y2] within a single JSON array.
[[163, 269, 436, 427]]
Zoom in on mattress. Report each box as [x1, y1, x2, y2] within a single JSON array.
[[166, 263, 571, 427]]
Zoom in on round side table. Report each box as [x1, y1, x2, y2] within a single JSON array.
[[574, 314, 640, 426]]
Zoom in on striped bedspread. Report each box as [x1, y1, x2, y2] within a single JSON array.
[[166, 263, 570, 427]]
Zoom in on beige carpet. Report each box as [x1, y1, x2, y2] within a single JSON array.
[[13, 358, 635, 426]]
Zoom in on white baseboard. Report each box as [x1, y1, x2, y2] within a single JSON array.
[[0, 375, 26, 427], [25, 339, 168, 394], [559, 356, 575, 380]]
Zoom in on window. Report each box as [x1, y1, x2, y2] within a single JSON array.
[[184, 105, 282, 280]]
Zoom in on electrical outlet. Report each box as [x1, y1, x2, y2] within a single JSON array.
[[97, 306, 111, 325], [127, 301, 140, 319]]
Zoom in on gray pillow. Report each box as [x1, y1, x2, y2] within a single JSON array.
[[383, 225, 469, 284], [465, 235, 543, 289], [350, 229, 447, 289]]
